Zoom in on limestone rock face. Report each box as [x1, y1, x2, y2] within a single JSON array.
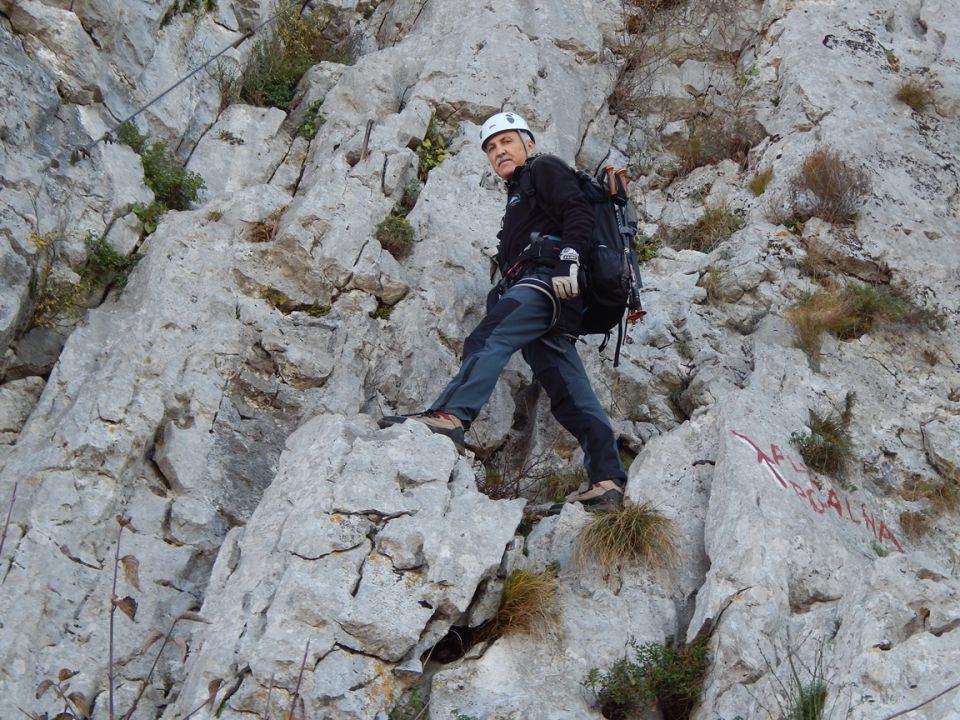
[[166, 414, 524, 719], [2, 0, 960, 718]]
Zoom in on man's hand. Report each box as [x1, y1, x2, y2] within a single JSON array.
[[552, 247, 580, 299]]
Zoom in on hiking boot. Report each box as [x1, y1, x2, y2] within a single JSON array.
[[546, 479, 624, 516], [378, 410, 466, 450]]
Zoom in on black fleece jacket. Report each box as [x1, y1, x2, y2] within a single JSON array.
[[496, 154, 593, 273]]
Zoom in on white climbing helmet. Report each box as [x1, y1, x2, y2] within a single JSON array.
[[479, 112, 535, 151]]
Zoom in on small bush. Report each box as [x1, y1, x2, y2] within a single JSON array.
[[118, 122, 205, 212], [376, 214, 415, 259], [895, 76, 935, 112], [133, 201, 164, 236], [398, 179, 423, 216], [140, 141, 205, 210], [484, 567, 559, 638], [298, 99, 326, 139], [575, 502, 677, 573], [670, 114, 764, 176], [659, 204, 743, 253], [634, 234, 661, 262], [790, 392, 855, 481], [585, 637, 709, 720], [748, 167, 773, 196], [236, 9, 353, 109], [82, 234, 141, 293], [789, 149, 870, 225], [417, 120, 447, 181]]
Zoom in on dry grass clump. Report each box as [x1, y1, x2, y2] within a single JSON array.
[[899, 466, 959, 539], [900, 475, 958, 515], [790, 393, 855, 482], [659, 204, 743, 253], [485, 567, 559, 638], [246, 208, 283, 243], [748, 167, 774, 196], [797, 237, 842, 281], [899, 510, 931, 539], [669, 114, 766, 177], [789, 149, 870, 225], [574, 502, 677, 573], [895, 76, 936, 112], [787, 282, 917, 362]]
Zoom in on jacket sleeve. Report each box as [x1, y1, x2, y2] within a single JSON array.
[[529, 154, 593, 258]]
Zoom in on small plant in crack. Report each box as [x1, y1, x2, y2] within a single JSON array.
[[790, 392, 855, 484]]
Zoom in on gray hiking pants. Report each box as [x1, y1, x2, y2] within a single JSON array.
[[430, 275, 627, 485]]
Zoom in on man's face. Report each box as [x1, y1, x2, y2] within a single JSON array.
[[485, 130, 536, 180]]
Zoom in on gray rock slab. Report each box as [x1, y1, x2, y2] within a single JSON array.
[[166, 413, 523, 718]]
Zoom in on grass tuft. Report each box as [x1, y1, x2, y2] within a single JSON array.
[[485, 567, 559, 638], [790, 392, 855, 482], [748, 167, 774, 196], [574, 502, 677, 573], [786, 282, 924, 363], [895, 76, 936, 112]]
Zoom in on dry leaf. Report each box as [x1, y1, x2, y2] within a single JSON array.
[[57, 668, 78, 682], [173, 636, 188, 662], [35, 679, 54, 699], [140, 629, 165, 655], [115, 596, 138, 622], [54, 714, 74, 720], [177, 611, 211, 624], [68, 691, 91, 718], [121, 555, 141, 591], [206, 678, 223, 709]]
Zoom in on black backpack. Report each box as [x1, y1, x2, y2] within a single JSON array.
[[519, 159, 645, 365]]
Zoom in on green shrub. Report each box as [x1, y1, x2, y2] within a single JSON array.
[[790, 392, 855, 481], [140, 141, 205, 210], [376, 214, 415, 259], [585, 637, 709, 720], [298, 99, 326, 139], [32, 233, 140, 327], [132, 201, 164, 236], [81, 234, 141, 293], [634, 234, 661, 262], [118, 122, 205, 212], [417, 120, 447, 181], [237, 9, 353, 110]]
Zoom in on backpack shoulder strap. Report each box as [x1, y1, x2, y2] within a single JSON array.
[[517, 155, 544, 208]]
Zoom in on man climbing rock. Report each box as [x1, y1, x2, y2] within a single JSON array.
[[380, 111, 626, 513]]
